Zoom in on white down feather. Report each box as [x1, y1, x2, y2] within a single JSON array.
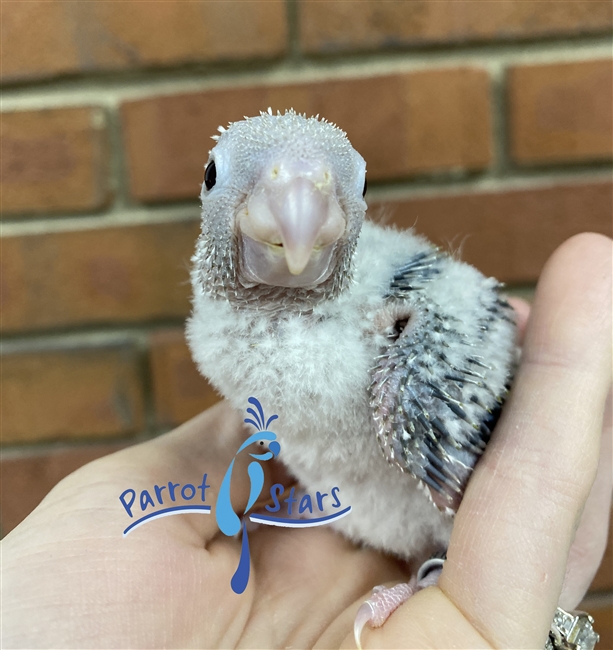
[[187, 220, 515, 561]]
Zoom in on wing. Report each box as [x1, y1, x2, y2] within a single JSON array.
[[369, 250, 515, 515]]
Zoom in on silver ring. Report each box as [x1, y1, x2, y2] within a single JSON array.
[[546, 607, 599, 650]]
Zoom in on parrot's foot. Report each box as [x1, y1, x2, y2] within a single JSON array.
[[353, 557, 444, 649]]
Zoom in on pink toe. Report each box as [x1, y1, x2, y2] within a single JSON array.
[[369, 582, 414, 626], [353, 580, 418, 648]]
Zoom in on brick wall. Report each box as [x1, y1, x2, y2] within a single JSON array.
[[1, 2, 611, 641]]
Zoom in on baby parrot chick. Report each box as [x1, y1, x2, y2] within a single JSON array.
[[187, 109, 516, 643]]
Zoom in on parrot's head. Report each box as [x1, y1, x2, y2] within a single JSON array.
[[195, 109, 367, 309]]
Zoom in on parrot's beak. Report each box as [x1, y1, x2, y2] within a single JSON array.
[[237, 160, 345, 288]]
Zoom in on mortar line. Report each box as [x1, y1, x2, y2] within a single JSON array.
[[0, 429, 158, 459], [1, 37, 611, 110], [1, 328, 152, 354], [487, 61, 508, 177], [285, 0, 301, 63], [104, 101, 132, 211]]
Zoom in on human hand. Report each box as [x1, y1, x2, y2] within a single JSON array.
[[2, 233, 611, 649]]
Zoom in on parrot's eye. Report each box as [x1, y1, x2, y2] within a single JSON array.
[[204, 161, 217, 190], [362, 176, 367, 197], [259, 441, 264, 446]]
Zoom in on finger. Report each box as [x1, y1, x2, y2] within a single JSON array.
[[439, 233, 612, 648], [560, 390, 613, 609], [507, 296, 531, 345]]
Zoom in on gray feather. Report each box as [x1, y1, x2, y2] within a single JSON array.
[[371, 250, 514, 513]]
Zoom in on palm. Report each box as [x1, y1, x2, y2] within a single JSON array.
[[2, 403, 406, 649]]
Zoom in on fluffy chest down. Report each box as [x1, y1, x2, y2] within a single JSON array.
[[187, 223, 414, 476], [187, 222, 515, 559]]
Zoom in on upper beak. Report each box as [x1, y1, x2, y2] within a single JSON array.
[[238, 161, 345, 286], [268, 176, 332, 275]]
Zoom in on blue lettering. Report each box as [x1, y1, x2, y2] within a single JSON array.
[[140, 489, 155, 511], [284, 487, 297, 516], [181, 484, 196, 500], [154, 484, 166, 505], [265, 484, 283, 512], [298, 494, 313, 514], [316, 491, 328, 512], [198, 473, 210, 501], [119, 489, 136, 517], [331, 486, 341, 508], [168, 481, 180, 501]]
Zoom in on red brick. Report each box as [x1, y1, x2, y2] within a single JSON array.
[[509, 59, 613, 165], [1, 1, 287, 82], [591, 506, 613, 592], [150, 329, 220, 428], [404, 69, 492, 174], [1, 107, 109, 215], [374, 179, 612, 283], [1, 345, 145, 444], [299, 1, 613, 53], [1, 220, 199, 333], [0, 442, 127, 535], [121, 69, 492, 202]]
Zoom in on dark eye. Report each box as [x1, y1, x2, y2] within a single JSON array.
[[204, 161, 216, 190], [259, 441, 264, 446], [362, 176, 367, 197]]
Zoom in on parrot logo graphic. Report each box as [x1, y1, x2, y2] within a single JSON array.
[[216, 397, 281, 594]]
